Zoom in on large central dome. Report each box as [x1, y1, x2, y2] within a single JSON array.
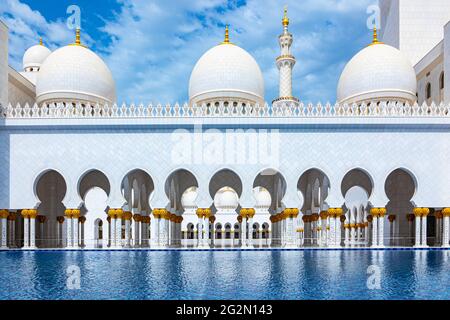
[[189, 29, 264, 105]]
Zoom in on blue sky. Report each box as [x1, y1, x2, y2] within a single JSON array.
[[0, 0, 376, 104]]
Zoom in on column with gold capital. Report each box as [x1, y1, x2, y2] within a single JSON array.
[[152, 210, 162, 247], [413, 208, 422, 247], [65, 209, 73, 248], [123, 212, 132, 247], [420, 208, 430, 247], [21, 210, 30, 248], [196, 208, 204, 248], [115, 209, 124, 247], [28, 209, 38, 248], [133, 214, 141, 247], [240, 209, 248, 248], [0, 210, 9, 248], [377, 208, 386, 247], [370, 208, 379, 248], [107, 209, 117, 248], [284, 208, 299, 248], [247, 209, 256, 248], [71, 210, 81, 248]]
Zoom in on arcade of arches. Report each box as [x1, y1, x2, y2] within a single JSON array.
[[0, 168, 449, 249]]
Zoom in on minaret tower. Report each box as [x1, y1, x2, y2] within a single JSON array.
[[274, 7, 298, 106]]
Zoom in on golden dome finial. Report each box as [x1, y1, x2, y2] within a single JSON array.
[[39, 37, 43, 46], [75, 28, 81, 45], [223, 24, 230, 44], [370, 26, 383, 46], [282, 5, 289, 28]]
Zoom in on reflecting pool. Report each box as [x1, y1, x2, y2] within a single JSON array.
[[0, 250, 449, 300]]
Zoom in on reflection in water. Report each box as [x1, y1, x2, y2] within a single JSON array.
[[0, 250, 449, 300]]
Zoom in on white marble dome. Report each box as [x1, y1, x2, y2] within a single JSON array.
[[337, 43, 417, 104], [23, 44, 51, 71], [254, 187, 271, 208], [36, 45, 116, 105], [214, 187, 239, 210], [189, 43, 265, 105], [181, 187, 198, 209]]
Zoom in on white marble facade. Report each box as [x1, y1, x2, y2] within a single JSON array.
[[0, 4, 450, 250]]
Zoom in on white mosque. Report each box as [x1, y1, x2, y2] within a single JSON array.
[[0, 1, 450, 250]]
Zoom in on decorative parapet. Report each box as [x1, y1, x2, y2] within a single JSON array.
[[0, 101, 449, 119]]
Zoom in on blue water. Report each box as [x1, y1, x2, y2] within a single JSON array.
[[0, 250, 449, 300]]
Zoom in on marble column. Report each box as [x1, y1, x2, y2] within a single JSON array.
[[209, 215, 216, 248], [8, 213, 16, 248], [442, 208, 450, 248], [72, 210, 81, 248], [29, 210, 37, 249], [196, 209, 204, 247], [22, 210, 30, 248], [79, 216, 86, 248], [124, 212, 132, 247], [371, 214, 378, 248], [152, 210, 162, 247], [240, 209, 248, 248], [202, 209, 211, 248], [421, 208, 429, 247], [107, 209, 116, 248], [406, 214, 415, 246], [65, 210, 74, 248], [247, 209, 255, 248], [0, 210, 8, 248], [377, 208, 386, 247], [388, 215, 396, 246], [56, 216, 64, 247], [133, 214, 141, 247]]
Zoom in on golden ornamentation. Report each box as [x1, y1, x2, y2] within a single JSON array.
[[123, 212, 133, 221], [133, 214, 141, 222], [442, 208, 450, 217], [0, 209, 9, 219], [369, 26, 383, 46], [282, 6, 289, 27], [319, 211, 328, 220], [71, 209, 81, 219], [56, 216, 65, 224], [7, 213, 16, 221], [28, 209, 38, 219], [284, 208, 299, 219], [388, 215, 396, 223], [413, 207, 430, 217], [79, 216, 86, 224], [221, 25, 232, 45], [39, 37, 43, 46]]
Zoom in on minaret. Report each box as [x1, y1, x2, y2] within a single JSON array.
[[274, 6, 298, 105]]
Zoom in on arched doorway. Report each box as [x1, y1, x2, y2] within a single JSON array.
[[34, 170, 67, 248]]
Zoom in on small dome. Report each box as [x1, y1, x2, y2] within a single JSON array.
[[337, 43, 417, 104], [23, 43, 51, 70], [36, 44, 116, 105], [181, 187, 198, 208], [214, 187, 239, 210], [189, 41, 264, 105], [253, 187, 272, 208]]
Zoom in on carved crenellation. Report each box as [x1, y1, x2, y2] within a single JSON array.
[[1, 101, 450, 119]]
